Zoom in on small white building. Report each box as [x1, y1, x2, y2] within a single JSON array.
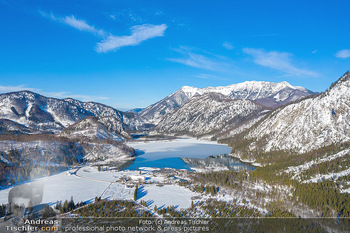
[[129, 175, 145, 182]]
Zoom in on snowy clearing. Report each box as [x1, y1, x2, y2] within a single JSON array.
[[284, 149, 350, 180], [137, 184, 194, 210], [303, 167, 350, 184]]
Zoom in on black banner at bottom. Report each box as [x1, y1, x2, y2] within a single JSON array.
[[1, 217, 350, 233]]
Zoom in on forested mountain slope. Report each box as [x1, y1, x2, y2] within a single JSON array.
[[242, 72, 350, 154], [155, 93, 269, 137]]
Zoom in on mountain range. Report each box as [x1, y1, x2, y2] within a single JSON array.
[[139, 81, 316, 124], [0, 80, 316, 140]]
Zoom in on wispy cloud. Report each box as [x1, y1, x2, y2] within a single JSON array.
[[223, 41, 234, 50], [0, 85, 108, 102], [168, 47, 233, 71], [243, 48, 317, 76], [47, 92, 109, 102], [96, 24, 167, 53], [64, 15, 105, 36], [312, 50, 318, 54], [106, 9, 144, 23], [40, 11, 105, 36], [335, 49, 350, 59], [40, 11, 167, 52], [0, 85, 40, 93], [194, 74, 226, 80]]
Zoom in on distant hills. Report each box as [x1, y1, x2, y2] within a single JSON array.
[[0, 90, 146, 138], [0, 80, 316, 139]]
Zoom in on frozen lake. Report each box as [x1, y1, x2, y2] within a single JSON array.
[[127, 138, 232, 170]]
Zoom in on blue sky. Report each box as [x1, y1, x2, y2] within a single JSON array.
[[0, 0, 349, 109]]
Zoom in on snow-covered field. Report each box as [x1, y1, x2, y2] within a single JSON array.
[[0, 166, 196, 209], [0, 169, 110, 206], [137, 184, 194, 210]]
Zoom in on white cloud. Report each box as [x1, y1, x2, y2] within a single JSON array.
[[0, 85, 108, 102], [63, 15, 106, 36], [223, 42, 234, 50], [335, 49, 350, 59], [243, 48, 317, 76], [40, 11, 105, 36], [169, 53, 218, 70], [96, 24, 167, 53], [168, 47, 232, 71], [41, 11, 167, 52], [312, 50, 318, 54]]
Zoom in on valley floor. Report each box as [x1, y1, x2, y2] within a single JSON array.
[[1, 137, 350, 232]]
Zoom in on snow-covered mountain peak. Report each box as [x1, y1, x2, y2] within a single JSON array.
[[1, 90, 39, 101], [189, 80, 311, 100], [275, 81, 292, 90], [232, 80, 268, 88], [179, 86, 201, 98], [140, 80, 315, 124], [180, 85, 197, 91], [64, 98, 77, 103], [277, 81, 308, 92], [232, 80, 290, 91]]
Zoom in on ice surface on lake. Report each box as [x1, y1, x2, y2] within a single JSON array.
[[127, 138, 232, 169], [128, 138, 231, 160]]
